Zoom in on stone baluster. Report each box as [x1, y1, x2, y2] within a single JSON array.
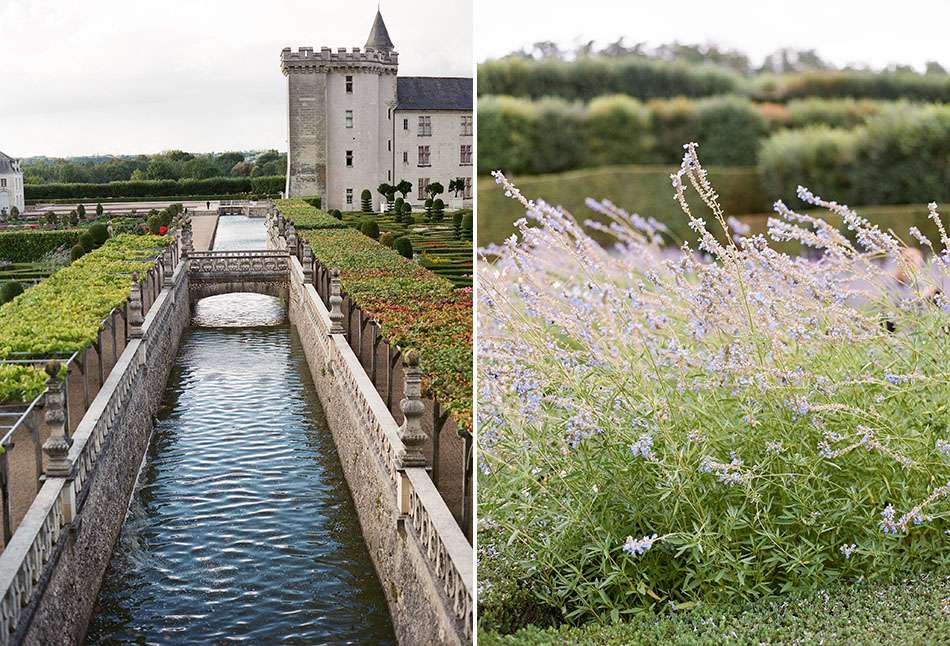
[[396, 351, 428, 468], [181, 215, 194, 257], [128, 273, 144, 339], [286, 224, 298, 258], [329, 269, 345, 334], [302, 244, 314, 284], [42, 361, 72, 478], [162, 245, 175, 288]]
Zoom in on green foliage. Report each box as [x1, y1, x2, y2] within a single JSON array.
[[432, 198, 445, 222], [0, 234, 172, 357], [784, 97, 885, 129], [394, 236, 413, 259], [360, 188, 373, 213], [95, 203, 104, 217], [694, 95, 767, 164], [395, 179, 413, 198], [296, 216, 472, 430], [302, 196, 322, 209], [0, 230, 83, 263], [461, 213, 473, 241], [453, 211, 464, 240], [0, 364, 48, 404], [76, 204, 86, 219], [70, 245, 85, 261], [360, 219, 381, 240], [379, 231, 399, 248], [146, 214, 162, 235], [0, 282, 24, 305], [585, 95, 653, 166], [24, 176, 284, 201], [275, 199, 349, 230], [331, 209, 343, 220], [68, 211, 79, 227], [480, 571, 950, 644], [758, 126, 857, 205], [478, 56, 744, 102], [89, 224, 109, 247], [753, 70, 950, 102], [79, 232, 97, 253]]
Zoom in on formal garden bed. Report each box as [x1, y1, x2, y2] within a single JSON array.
[[477, 144, 950, 640], [276, 198, 473, 430]]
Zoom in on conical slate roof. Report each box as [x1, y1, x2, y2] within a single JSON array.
[[365, 10, 394, 52], [0, 151, 18, 175]]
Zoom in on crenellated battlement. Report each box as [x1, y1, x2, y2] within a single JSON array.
[[280, 45, 398, 74]]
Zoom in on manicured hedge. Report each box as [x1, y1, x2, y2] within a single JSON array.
[[759, 103, 950, 205], [478, 57, 745, 102], [0, 234, 172, 357], [24, 176, 284, 200], [295, 218, 472, 430], [0, 364, 48, 404], [276, 199, 349, 230], [0, 229, 84, 263], [753, 70, 950, 102]]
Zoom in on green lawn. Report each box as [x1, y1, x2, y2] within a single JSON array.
[[477, 165, 940, 251], [342, 211, 473, 288], [480, 571, 950, 645]]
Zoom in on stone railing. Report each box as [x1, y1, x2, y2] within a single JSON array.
[[273, 215, 473, 642], [0, 239, 186, 645]]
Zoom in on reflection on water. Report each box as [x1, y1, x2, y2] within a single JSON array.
[[212, 215, 267, 250], [85, 296, 395, 644], [192, 293, 286, 328]]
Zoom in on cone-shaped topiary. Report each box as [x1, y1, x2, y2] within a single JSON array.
[[360, 219, 380, 240], [394, 236, 413, 259]]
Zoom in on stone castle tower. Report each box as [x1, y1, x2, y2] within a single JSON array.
[[281, 11, 399, 202]]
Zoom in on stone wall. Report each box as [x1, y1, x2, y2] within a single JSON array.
[[10, 263, 190, 645], [285, 257, 471, 645]]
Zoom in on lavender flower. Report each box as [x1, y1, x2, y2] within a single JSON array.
[[623, 533, 659, 557]]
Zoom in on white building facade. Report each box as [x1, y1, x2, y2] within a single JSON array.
[[0, 152, 25, 218], [281, 11, 473, 211]]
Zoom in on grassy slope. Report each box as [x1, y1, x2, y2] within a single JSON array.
[[477, 165, 938, 250], [480, 571, 950, 645]]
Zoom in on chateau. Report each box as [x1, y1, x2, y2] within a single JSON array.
[[281, 10, 473, 211], [0, 151, 25, 218]]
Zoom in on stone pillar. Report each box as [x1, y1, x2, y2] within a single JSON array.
[[396, 351, 428, 468], [181, 215, 193, 257], [329, 269, 345, 334], [128, 273, 144, 339], [42, 361, 72, 478], [162, 246, 175, 288], [301, 245, 314, 284], [286, 224, 298, 259]]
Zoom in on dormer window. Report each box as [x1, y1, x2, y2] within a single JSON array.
[[345, 75, 353, 93]]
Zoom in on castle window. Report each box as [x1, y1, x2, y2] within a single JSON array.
[[403, 118, 408, 130], [418, 145, 431, 167], [464, 177, 472, 199], [388, 170, 391, 181], [388, 108, 392, 120], [417, 115, 431, 137], [345, 150, 353, 167], [418, 178, 430, 200], [402, 151, 408, 163], [346, 188, 353, 205], [345, 75, 353, 93], [460, 144, 472, 166], [388, 139, 391, 151], [0, 179, 5, 188], [460, 115, 473, 136], [345, 110, 353, 128]]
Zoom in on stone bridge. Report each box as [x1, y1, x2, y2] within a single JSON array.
[[187, 250, 289, 303]]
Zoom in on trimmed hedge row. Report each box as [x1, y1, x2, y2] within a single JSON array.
[[0, 229, 84, 263], [0, 234, 172, 358], [759, 103, 950, 205], [276, 198, 348, 230], [478, 56, 950, 103], [479, 94, 768, 173], [24, 176, 284, 200], [283, 202, 472, 430], [478, 57, 744, 102]]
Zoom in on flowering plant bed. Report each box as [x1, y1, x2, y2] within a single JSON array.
[[276, 199, 349, 230], [0, 234, 171, 358], [478, 144, 950, 632], [296, 225, 473, 431]]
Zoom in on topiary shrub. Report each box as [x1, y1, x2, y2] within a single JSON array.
[[401, 202, 413, 223], [331, 209, 343, 220], [79, 232, 97, 253], [461, 213, 473, 241], [360, 219, 380, 240], [303, 196, 322, 209], [0, 282, 24, 305], [453, 211, 464, 240], [432, 198, 445, 222], [394, 236, 413, 259], [424, 198, 434, 222], [147, 214, 162, 235], [89, 223, 109, 245], [393, 197, 405, 223], [360, 189, 373, 213], [380, 231, 399, 248], [70, 244, 85, 261]]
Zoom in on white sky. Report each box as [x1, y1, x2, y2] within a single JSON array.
[[2, 0, 473, 158], [477, 0, 950, 69]]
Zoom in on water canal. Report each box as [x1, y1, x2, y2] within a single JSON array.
[[85, 217, 394, 644]]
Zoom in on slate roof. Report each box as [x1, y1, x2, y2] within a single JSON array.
[[365, 10, 395, 52], [396, 77, 473, 111], [0, 151, 19, 175]]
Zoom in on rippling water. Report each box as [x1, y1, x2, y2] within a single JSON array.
[[85, 298, 395, 644], [212, 215, 267, 250]]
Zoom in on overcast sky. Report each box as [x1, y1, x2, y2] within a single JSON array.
[[2, 0, 473, 158], [477, 0, 950, 69]]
